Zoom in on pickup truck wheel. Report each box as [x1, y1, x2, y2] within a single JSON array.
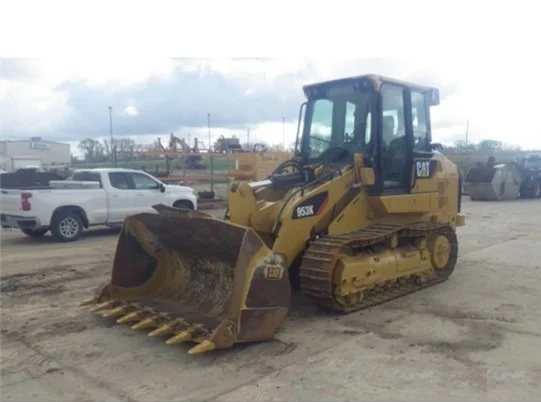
[[21, 228, 49, 238], [51, 211, 83, 242], [173, 200, 194, 210]]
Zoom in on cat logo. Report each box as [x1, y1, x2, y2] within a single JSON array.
[[415, 160, 432, 178], [264, 264, 284, 280]]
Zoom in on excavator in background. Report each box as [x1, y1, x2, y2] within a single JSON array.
[[463, 154, 541, 200], [158, 133, 206, 170], [82, 74, 466, 355]]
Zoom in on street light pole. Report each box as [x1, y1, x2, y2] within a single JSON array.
[[109, 106, 116, 167], [282, 116, 285, 150], [207, 112, 214, 194], [207, 113, 211, 152]]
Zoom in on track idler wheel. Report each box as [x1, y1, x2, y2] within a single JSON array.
[[427, 234, 451, 269]]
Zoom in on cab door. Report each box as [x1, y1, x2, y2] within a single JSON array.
[[376, 83, 435, 196], [106, 172, 136, 222], [379, 83, 413, 194], [125, 172, 164, 213], [409, 89, 439, 189]]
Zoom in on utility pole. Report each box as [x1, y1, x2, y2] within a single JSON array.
[[282, 117, 285, 150], [207, 112, 214, 194], [207, 113, 211, 152], [109, 106, 116, 167]]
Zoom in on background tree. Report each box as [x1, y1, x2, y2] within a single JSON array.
[[78, 138, 106, 162]]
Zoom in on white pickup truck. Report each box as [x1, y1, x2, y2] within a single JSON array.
[[1, 168, 198, 242]]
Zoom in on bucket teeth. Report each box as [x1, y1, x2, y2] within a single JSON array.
[[85, 300, 216, 353], [131, 318, 158, 330], [90, 301, 119, 312], [79, 298, 97, 306], [101, 306, 129, 318], [188, 340, 216, 355], [117, 311, 144, 324], [148, 325, 174, 337], [165, 331, 192, 345]]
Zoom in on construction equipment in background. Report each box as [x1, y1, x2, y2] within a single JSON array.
[[212, 135, 294, 181], [226, 150, 294, 181], [82, 74, 466, 355], [520, 154, 541, 198], [213, 135, 272, 155], [159, 133, 206, 170], [214, 135, 244, 153], [463, 154, 541, 200]]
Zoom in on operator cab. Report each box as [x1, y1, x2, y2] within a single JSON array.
[[296, 74, 440, 195]]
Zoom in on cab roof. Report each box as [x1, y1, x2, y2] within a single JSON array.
[[302, 74, 440, 104]]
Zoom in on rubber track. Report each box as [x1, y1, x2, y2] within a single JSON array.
[[299, 222, 458, 313]]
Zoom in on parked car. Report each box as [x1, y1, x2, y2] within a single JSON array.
[[0, 168, 198, 242]]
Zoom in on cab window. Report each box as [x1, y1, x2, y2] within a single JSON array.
[[411, 91, 428, 151], [304, 92, 372, 159], [130, 173, 160, 190], [108, 172, 130, 189]]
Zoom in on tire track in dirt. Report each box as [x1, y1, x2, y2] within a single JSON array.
[[1, 329, 136, 401], [1, 261, 110, 297], [1, 260, 114, 348]]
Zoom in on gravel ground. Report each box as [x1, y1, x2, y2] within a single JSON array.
[[1, 197, 540, 401]]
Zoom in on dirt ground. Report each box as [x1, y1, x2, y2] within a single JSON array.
[[1, 197, 540, 401]]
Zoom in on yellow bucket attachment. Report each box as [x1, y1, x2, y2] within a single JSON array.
[[82, 206, 291, 354]]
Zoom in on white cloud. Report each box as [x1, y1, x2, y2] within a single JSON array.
[[2, 0, 540, 159], [122, 105, 139, 117], [33, 58, 173, 88], [3, 56, 541, 150], [1, 78, 72, 138]]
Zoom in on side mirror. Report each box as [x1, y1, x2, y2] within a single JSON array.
[[159, 183, 166, 193]]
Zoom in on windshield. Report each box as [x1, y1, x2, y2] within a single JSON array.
[[300, 92, 372, 160]]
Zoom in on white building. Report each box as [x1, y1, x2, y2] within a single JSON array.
[[0, 137, 71, 171]]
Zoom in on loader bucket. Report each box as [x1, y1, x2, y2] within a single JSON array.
[[463, 164, 522, 201], [82, 209, 291, 354]]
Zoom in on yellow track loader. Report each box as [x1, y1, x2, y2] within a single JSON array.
[[82, 74, 466, 355]]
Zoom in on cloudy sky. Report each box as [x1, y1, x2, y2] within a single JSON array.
[[2, 1, 540, 153]]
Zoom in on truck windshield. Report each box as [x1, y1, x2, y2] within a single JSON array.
[[301, 91, 373, 160]]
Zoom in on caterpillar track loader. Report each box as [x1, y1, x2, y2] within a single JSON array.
[[82, 74, 466, 355]]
